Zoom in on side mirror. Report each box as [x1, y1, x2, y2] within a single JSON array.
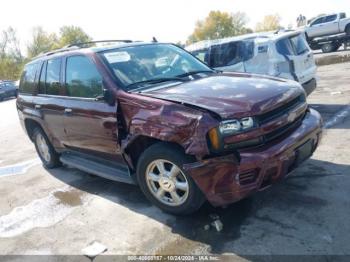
[[103, 88, 116, 106]]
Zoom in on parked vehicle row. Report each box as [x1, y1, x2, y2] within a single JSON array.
[[186, 31, 317, 95], [0, 80, 18, 101], [17, 41, 322, 214]]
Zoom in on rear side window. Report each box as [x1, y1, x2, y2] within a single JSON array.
[[276, 38, 294, 56], [340, 13, 346, 19], [65, 56, 103, 98], [19, 63, 39, 94], [209, 40, 254, 67], [46, 58, 62, 95], [38, 62, 47, 94], [290, 34, 309, 55]]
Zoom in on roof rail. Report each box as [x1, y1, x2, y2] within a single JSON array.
[[36, 46, 80, 59], [34, 40, 134, 59], [67, 40, 133, 48]]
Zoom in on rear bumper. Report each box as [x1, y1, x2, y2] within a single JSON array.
[[302, 78, 317, 96], [184, 108, 323, 206]]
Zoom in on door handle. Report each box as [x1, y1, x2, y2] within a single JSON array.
[[64, 108, 72, 114], [35, 104, 41, 109]]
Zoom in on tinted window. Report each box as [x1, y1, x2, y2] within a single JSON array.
[[19, 63, 39, 94], [340, 13, 346, 19], [46, 58, 61, 95], [38, 62, 47, 94], [276, 38, 295, 56], [324, 15, 337, 23], [311, 17, 324, 26], [209, 40, 254, 67], [65, 56, 103, 98], [290, 34, 309, 55]]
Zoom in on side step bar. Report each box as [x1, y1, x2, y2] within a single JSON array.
[[60, 153, 136, 185]]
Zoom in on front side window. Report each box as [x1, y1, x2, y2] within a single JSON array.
[[101, 44, 211, 89], [311, 17, 324, 26], [19, 62, 39, 94], [65, 56, 103, 98], [46, 58, 61, 95]]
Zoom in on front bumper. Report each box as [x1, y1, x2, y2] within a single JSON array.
[[183, 108, 323, 206], [302, 78, 317, 96]]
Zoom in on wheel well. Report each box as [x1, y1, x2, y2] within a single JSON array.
[[24, 119, 42, 141], [346, 24, 350, 32], [124, 136, 187, 170]]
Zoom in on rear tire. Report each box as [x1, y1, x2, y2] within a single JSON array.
[[33, 127, 61, 169], [136, 143, 205, 215], [321, 43, 336, 53]]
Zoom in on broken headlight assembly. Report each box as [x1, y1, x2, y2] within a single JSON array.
[[208, 117, 257, 152]]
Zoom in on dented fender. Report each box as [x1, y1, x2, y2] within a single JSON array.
[[117, 90, 219, 158]]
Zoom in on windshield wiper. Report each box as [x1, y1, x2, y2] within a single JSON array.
[[127, 77, 187, 90], [176, 70, 215, 78]]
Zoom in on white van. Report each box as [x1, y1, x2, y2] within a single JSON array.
[[186, 31, 317, 95]]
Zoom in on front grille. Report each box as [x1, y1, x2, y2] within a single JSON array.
[[257, 95, 306, 124], [264, 112, 305, 143], [239, 170, 258, 185]]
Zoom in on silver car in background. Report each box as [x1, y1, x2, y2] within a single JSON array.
[[186, 31, 317, 96]]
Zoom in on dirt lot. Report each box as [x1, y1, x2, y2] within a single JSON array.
[[0, 62, 350, 259]]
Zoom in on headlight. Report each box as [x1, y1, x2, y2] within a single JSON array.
[[207, 116, 256, 152], [219, 117, 255, 135]]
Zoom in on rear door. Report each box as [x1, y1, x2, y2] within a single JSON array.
[[287, 34, 316, 84], [321, 14, 339, 35], [62, 54, 121, 160], [34, 57, 69, 149]]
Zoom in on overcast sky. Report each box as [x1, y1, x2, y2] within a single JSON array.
[[1, 0, 349, 53]]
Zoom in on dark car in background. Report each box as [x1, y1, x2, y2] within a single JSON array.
[[0, 80, 18, 101], [17, 41, 322, 215]]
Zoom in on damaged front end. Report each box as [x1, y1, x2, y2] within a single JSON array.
[[184, 109, 323, 206]]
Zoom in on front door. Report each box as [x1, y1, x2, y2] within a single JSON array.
[[62, 55, 121, 160]]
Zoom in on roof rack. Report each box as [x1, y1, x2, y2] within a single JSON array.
[[35, 40, 134, 59], [36, 46, 80, 59], [67, 40, 133, 48]]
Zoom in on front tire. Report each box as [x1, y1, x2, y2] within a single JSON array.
[[33, 127, 61, 169], [136, 143, 205, 215]]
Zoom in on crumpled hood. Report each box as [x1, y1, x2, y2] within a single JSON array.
[[139, 73, 305, 119]]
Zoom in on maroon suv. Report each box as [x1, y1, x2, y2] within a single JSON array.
[[17, 41, 323, 214]]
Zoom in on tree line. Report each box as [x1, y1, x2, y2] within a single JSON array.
[[0, 25, 91, 80], [0, 12, 281, 80]]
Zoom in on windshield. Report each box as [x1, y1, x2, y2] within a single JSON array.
[[101, 44, 212, 90]]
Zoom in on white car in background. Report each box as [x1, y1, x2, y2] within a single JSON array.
[[305, 13, 350, 39], [186, 31, 317, 95]]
